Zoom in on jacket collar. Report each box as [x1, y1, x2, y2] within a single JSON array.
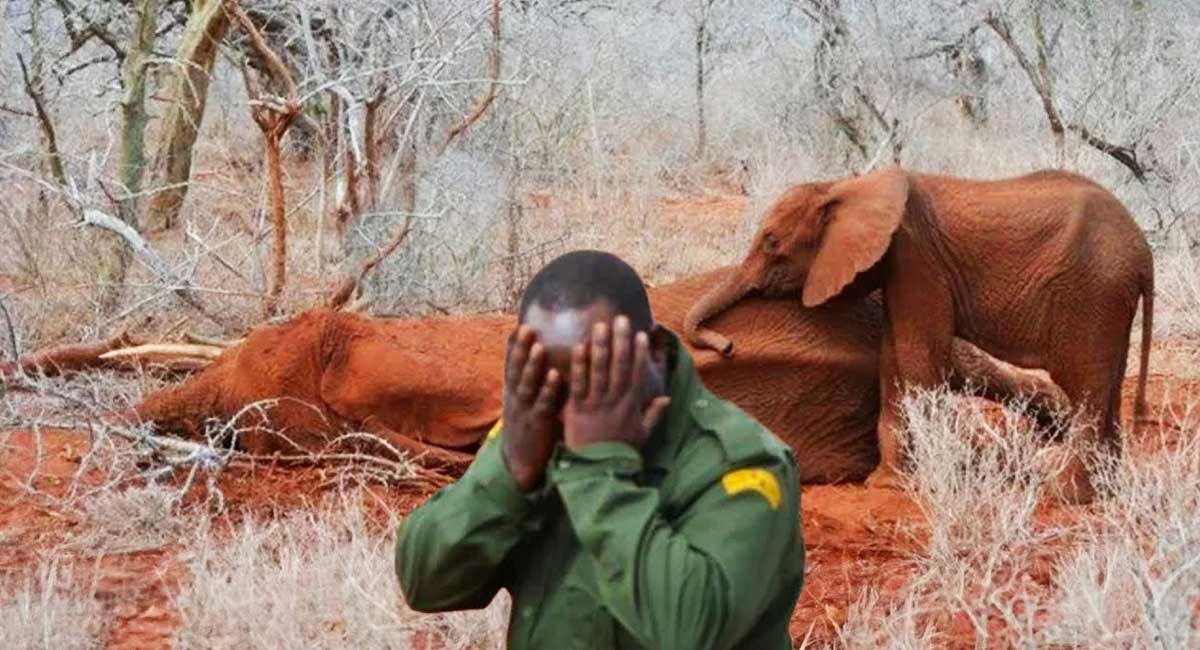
[[641, 329, 705, 471]]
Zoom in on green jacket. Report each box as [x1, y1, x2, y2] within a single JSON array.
[[394, 334, 805, 649]]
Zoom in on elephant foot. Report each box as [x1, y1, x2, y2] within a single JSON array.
[[865, 466, 904, 491]]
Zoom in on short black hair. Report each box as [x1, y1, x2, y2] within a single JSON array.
[[518, 250, 653, 332]]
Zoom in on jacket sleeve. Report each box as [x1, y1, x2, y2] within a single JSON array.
[[394, 428, 538, 612], [547, 440, 802, 650]]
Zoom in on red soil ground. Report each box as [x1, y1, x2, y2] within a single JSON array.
[[2, 355, 1196, 649]]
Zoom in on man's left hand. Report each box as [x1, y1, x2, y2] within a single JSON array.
[[563, 315, 671, 450]]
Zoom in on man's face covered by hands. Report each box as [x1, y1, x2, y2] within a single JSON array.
[[499, 299, 671, 492]]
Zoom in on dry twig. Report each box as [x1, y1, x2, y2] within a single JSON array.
[[440, 0, 502, 153]]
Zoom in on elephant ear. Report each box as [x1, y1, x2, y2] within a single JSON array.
[[802, 167, 909, 307]]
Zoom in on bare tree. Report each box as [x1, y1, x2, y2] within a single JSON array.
[[799, 0, 901, 166], [690, 0, 723, 160], [14, 0, 66, 186], [985, 2, 1176, 184], [143, 0, 230, 232], [329, 0, 505, 310], [223, 0, 301, 317]]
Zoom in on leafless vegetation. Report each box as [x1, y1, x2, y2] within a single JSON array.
[[823, 388, 1200, 648], [1, 0, 1199, 646], [174, 495, 509, 650], [0, 559, 103, 650]]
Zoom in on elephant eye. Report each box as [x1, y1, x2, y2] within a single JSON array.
[[762, 232, 778, 254]]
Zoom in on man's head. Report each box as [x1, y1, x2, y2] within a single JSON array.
[[516, 250, 670, 417]]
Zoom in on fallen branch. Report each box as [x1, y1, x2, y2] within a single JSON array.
[[0, 331, 139, 378], [79, 207, 223, 324]]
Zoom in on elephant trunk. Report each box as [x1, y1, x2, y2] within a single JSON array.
[[683, 271, 751, 357]]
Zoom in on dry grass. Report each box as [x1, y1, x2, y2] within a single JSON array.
[[67, 485, 185, 554], [1157, 245, 1200, 339], [0, 560, 103, 650], [1041, 431, 1200, 648], [824, 387, 1200, 648], [0, 3, 1198, 647], [173, 494, 509, 650]]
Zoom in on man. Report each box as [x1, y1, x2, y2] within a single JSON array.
[[395, 250, 805, 649]]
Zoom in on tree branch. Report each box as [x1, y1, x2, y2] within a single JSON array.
[[225, 0, 302, 317], [16, 53, 67, 186], [442, 0, 502, 151], [986, 11, 1153, 182], [326, 215, 414, 310], [1066, 123, 1147, 182], [984, 13, 1063, 137], [904, 22, 984, 61], [223, 0, 297, 99], [79, 207, 222, 323], [52, 0, 127, 60]]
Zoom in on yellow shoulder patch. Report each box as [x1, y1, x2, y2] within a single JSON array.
[[485, 419, 503, 442], [721, 468, 781, 510]]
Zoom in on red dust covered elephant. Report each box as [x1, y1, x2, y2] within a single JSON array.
[[133, 267, 1066, 483]]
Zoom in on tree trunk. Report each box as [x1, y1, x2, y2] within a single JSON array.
[[363, 90, 386, 211], [263, 126, 290, 316], [17, 4, 66, 187], [116, 0, 159, 230], [143, 0, 230, 232], [694, 18, 708, 160], [94, 231, 133, 312], [335, 138, 360, 236]]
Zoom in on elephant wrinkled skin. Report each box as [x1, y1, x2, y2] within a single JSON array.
[[135, 266, 1066, 484], [686, 168, 1154, 502]]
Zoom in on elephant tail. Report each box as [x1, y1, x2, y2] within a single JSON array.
[[1132, 265, 1154, 433]]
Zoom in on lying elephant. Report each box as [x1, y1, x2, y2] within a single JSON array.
[[134, 266, 1066, 483]]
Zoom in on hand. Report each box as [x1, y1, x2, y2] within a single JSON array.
[[500, 325, 562, 491], [563, 316, 671, 451]]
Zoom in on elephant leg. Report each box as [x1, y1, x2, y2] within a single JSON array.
[[357, 417, 475, 476], [1045, 357, 1125, 504], [866, 271, 956, 490], [866, 328, 905, 490], [948, 338, 1072, 437]]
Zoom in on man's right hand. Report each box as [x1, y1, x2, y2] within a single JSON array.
[[501, 325, 562, 492]]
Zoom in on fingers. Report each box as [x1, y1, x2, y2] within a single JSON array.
[[609, 316, 633, 398], [642, 396, 672, 431], [628, 330, 649, 395], [505, 325, 534, 390], [515, 342, 546, 404], [570, 342, 588, 402], [588, 322, 610, 401], [534, 368, 561, 414]]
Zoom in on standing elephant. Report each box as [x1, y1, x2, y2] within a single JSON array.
[[685, 168, 1154, 503]]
